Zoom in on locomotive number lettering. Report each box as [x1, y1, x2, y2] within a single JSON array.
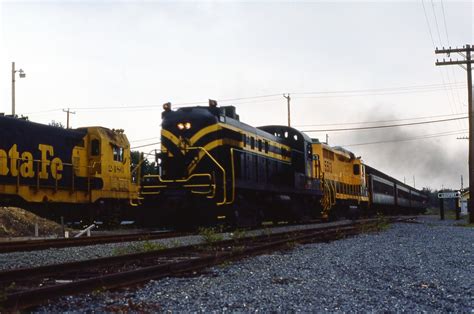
[[108, 165, 124, 173], [0, 144, 63, 180]]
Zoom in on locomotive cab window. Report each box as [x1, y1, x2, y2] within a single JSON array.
[[91, 139, 100, 156], [112, 145, 124, 162], [251, 137, 255, 149], [242, 134, 247, 147], [264, 141, 269, 153], [353, 164, 360, 175], [258, 139, 262, 151]]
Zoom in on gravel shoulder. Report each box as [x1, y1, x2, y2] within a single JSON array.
[[0, 219, 349, 271], [39, 216, 473, 312]]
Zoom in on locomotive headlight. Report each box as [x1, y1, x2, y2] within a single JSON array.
[[177, 123, 185, 130], [185, 122, 191, 129]]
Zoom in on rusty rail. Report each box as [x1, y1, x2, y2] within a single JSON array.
[[0, 231, 187, 253], [0, 217, 414, 310]]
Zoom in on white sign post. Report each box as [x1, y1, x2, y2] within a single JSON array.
[[437, 191, 461, 199]]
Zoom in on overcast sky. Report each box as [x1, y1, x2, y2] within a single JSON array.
[[0, 0, 472, 190]]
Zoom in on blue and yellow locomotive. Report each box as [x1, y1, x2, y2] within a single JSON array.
[[141, 101, 324, 226]]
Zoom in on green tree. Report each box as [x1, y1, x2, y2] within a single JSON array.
[[49, 120, 65, 128], [130, 150, 157, 178]]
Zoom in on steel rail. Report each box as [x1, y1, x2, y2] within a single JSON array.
[[0, 231, 187, 253], [0, 217, 411, 310]]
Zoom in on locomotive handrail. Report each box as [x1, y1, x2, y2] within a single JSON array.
[[185, 146, 227, 206], [141, 173, 217, 199], [144, 146, 226, 205], [226, 148, 236, 205]]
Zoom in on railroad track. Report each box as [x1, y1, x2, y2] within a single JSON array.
[[0, 231, 187, 253], [0, 217, 413, 311]]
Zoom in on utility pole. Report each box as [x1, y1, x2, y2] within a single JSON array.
[[12, 62, 15, 117], [436, 44, 474, 223], [11, 62, 26, 117], [62, 108, 76, 129], [283, 93, 291, 127]]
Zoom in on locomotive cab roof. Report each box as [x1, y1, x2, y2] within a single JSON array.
[[258, 125, 312, 151]]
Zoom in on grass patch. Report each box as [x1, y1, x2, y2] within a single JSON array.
[[456, 223, 474, 228], [198, 227, 224, 245], [360, 218, 391, 233], [231, 229, 248, 241], [112, 240, 166, 256]]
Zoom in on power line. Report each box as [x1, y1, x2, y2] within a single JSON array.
[[431, 0, 465, 129], [342, 130, 468, 147], [301, 116, 467, 133], [130, 136, 160, 143], [291, 82, 463, 96], [18, 82, 464, 115], [292, 85, 464, 100], [440, 0, 450, 44], [422, 0, 465, 131], [294, 112, 466, 128], [440, 0, 466, 128], [422, 0, 437, 47], [131, 141, 161, 150]]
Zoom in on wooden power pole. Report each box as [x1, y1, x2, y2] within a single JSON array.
[[62, 108, 76, 129], [435, 44, 474, 223], [283, 93, 291, 127]]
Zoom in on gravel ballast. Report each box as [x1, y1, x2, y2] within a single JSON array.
[[39, 216, 473, 312], [0, 220, 348, 271]]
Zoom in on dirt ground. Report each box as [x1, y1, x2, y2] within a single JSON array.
[[0, 207, 63, 237]]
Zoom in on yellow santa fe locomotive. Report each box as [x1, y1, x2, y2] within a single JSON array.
[[0, 115, 139, 222]]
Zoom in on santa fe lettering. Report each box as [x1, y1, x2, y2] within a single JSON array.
[[0, 144, 63, 180]]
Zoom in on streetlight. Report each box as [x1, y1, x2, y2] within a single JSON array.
[[12, 62, 26, 117]]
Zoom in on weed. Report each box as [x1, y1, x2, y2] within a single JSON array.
[[91, 286, 107, 296], [219, 260, 233, 268], [112, 241, 166, 256], [232, 245, 246, 254], [359, 218, 391, 234], [455, 222, 474, 228], [169, 239, 182, 248], [231, 229, 247, 241], [198, 227, 223, 245], [0, 282, 16, 305], [263, 227, 272, 237]]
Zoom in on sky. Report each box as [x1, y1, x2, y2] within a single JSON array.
[[0, 0, 472, 190]]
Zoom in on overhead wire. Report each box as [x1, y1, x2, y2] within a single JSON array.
[[440, 0, 466, 125], [431, 0, 464, 126], [18, 82, 465, 115], [293, 112, 466, 128], [291, 82, 463, 95], [341, 129, 468, 147], [301, 116, 467, 132], [424, 0, 465, 130], [131, 142, 161, 150], [292, 85, 464, 99], [129, 136, 160, 143]]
